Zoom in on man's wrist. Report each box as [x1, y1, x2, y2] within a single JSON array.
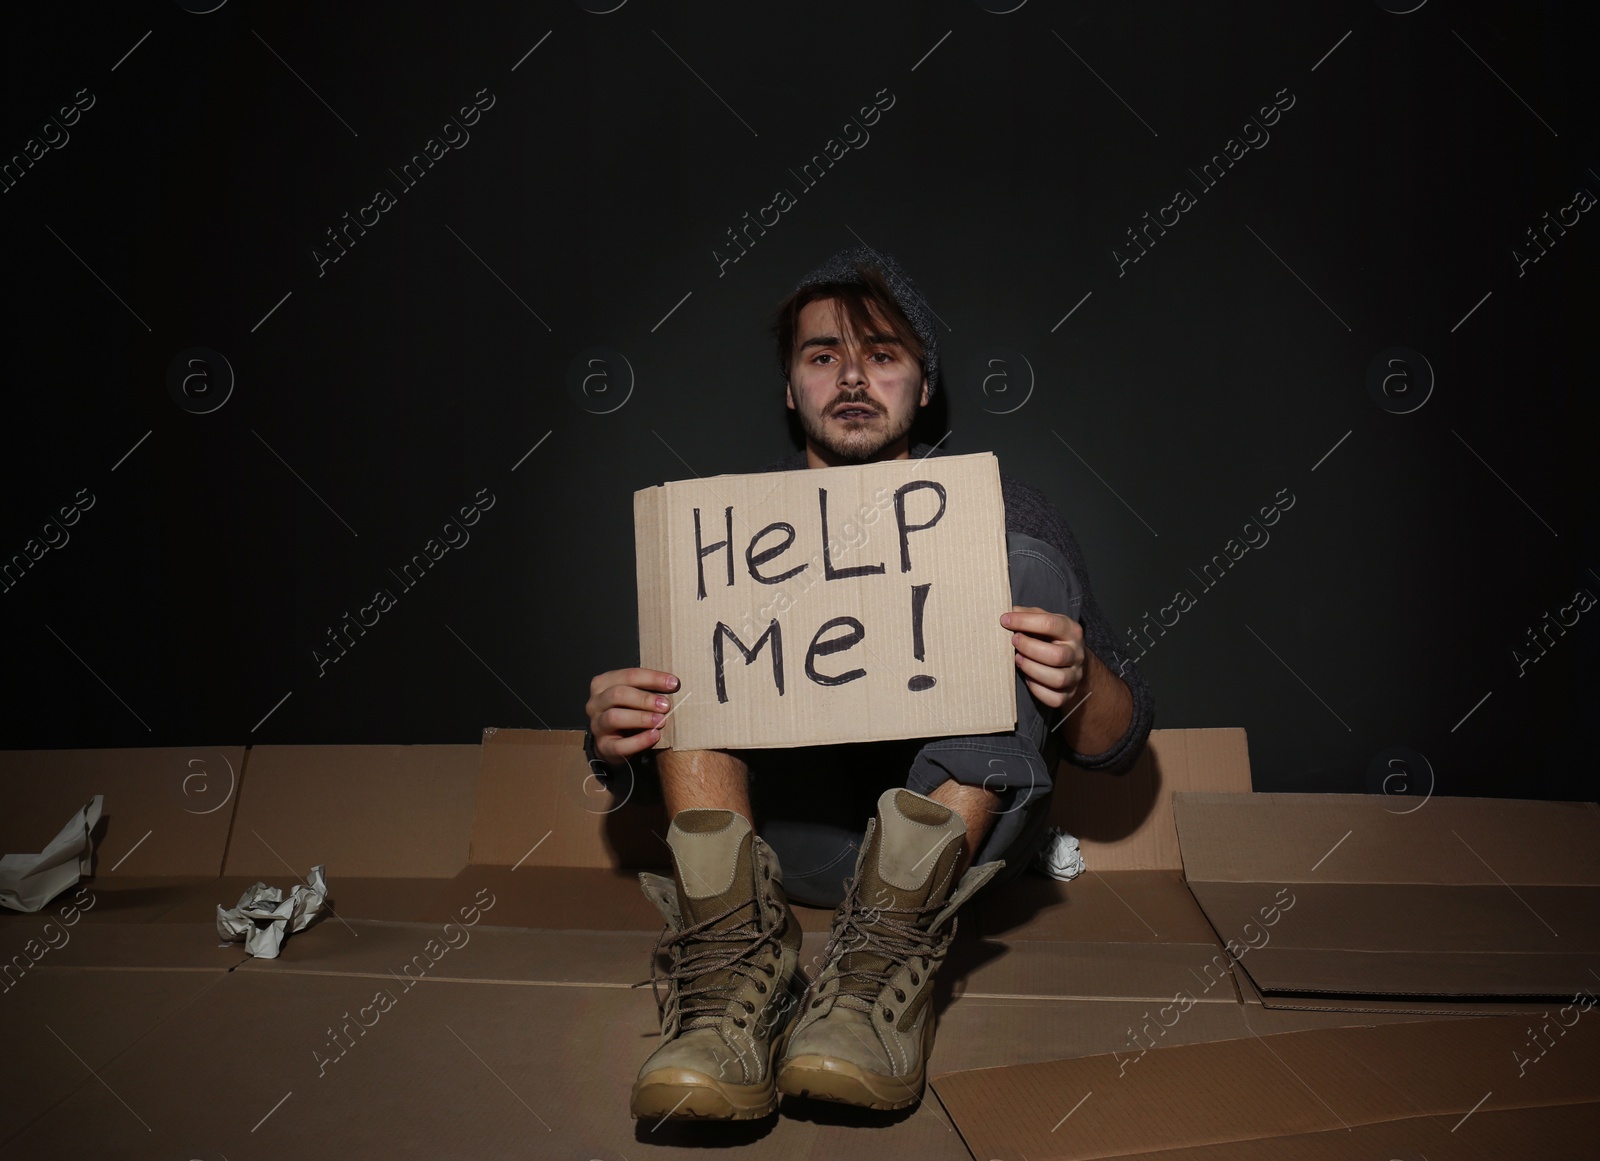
[[1058, 648, 1132, 756], [583, 727, 654, 771], [582, 728, 612, 770]]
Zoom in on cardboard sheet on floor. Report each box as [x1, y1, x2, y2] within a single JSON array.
[[932, 1015, 1600, 1160], [978, 868, 1226, 943], [227, 910, 1224, 1005], [0, 970, 225, 1144], [232, 918, 659, 987], [157, 875, 458, 925], [1, 730, 1495, 1158], [5, 970, 972, 1161], [5, 922, 248, 972], [1175, 792, 1600, 1008], [928, 994, 1433, 1076], [934, 1104, 1600, 1160], [953, 937, 1241, 1005], [0, 875, 223, 924]]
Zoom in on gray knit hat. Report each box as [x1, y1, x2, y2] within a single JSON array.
[[786, 244, 940, 397]]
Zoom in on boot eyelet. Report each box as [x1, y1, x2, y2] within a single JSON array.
[[763, 963, 775, 976], [883, 1007, 894, 1021], [756, 980, 767, 993], [744, 1000, 756, 1013], [894, 988, 906, 1002], [734, 1017, 746, 1027], [810, 998, 822, 1009], [910, 972, 920, 985]]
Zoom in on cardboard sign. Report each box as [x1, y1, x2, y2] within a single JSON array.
[[633, 452, 1016, 751]]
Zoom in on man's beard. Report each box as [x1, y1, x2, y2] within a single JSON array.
[[797, 394, 916, 463]]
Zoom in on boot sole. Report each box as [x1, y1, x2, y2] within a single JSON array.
[[776, 1016, 934, 1111], [629, 1022, 795, 1122]]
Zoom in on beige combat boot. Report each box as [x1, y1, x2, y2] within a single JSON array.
[[775, 787, 1002, 1110], [629, 808, 806, 1121]]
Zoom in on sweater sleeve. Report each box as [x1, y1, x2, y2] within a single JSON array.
[[1007, 480, 1156, 776]]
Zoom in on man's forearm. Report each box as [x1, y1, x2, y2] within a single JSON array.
[[1056, 647, 1134, 759]]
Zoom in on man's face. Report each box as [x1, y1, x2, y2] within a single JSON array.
[[785, 297, 928, 466]]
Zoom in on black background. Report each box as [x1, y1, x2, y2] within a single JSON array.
[[2, 1, 1593, 801]]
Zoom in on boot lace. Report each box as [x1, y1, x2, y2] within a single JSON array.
[[813, 876, 951, 1006], [632, 895, 785, 1032]]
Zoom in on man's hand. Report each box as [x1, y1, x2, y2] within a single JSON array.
[[586, 667, 679, 765], [1000, 605, 1086, 710], [1001, 604, 1137, 757]]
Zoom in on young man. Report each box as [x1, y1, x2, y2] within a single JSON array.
[[583, 246, 1154, 1122]]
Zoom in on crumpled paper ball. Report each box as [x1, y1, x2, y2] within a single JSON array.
[[216, 864, 329, 958], [1034, 826, 1085, 881]]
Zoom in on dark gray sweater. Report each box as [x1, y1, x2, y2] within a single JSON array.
[[585, 442, 1155, 777]]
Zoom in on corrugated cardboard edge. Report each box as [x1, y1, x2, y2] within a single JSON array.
[[632, 482, 674, 750], [980, 452, 1017, 732], [1174, 791, 1600, 1011], [1231, 951, 1560, 1016]]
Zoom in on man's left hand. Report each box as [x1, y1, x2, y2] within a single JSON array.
[[1000, 605, 1086, 709]]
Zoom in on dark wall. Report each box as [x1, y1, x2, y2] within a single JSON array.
[[2, 1, 1592, 801]]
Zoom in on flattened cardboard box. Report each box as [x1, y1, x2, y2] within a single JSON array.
[[932, 1015, 1600, 1160], [1, 733, 1494, 1159], [6, 972, 972, 1161], [634, 451, 1016, 750], [1175, 792, 1600, 1009]]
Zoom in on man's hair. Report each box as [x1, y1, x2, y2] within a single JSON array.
[[769, 261, 927, 389]]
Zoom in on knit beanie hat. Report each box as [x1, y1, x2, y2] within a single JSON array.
[[785, 245, 940, 398]]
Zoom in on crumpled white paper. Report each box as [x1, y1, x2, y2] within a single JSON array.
[[0, 795, 104, 913], [1034, 825, 1085, 881], [216, 865, 329, 958]]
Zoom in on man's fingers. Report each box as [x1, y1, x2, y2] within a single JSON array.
[[589, 668, 679, 698], [1021, 674, 1066, 710], [1002, 607, 1071, 638], [588, 681, 674, 727], [628, 667, 680, 691], [1008, 631, 1046, 662], [602, 727, 661, 762], [600, 705, 665, 736], [1018, 660, 1074, 708], [605, 685, 673, 714], [1014, 649, 1074, 692], [1011, 630, 1075, 668]]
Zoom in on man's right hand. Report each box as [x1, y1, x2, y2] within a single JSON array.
[[585, 667, 680, 765]]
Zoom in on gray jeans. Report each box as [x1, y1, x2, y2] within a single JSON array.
[[606, 531, 1084, 911]]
